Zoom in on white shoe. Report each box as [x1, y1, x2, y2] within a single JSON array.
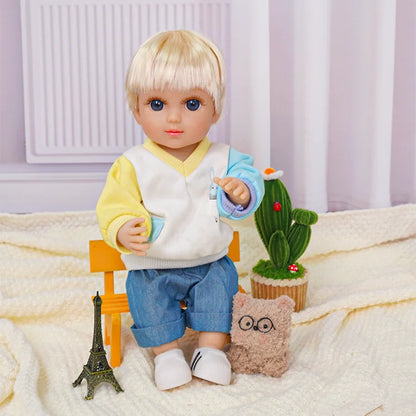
[[154, 349, 192, 390], [190, 347, 231, 385]]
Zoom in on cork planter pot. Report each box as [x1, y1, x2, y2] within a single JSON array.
[[250, 271, 308, 312]]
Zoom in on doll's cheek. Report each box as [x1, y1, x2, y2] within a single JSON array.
[[260, 334, 269, 344]]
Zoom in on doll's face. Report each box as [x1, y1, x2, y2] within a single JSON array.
[[133, 88, 219, 156]]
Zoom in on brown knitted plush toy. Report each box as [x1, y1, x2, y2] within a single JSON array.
[[227, 292, 294, 377]]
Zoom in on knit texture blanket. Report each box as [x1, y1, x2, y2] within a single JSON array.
[[0, 205, 415, 415]]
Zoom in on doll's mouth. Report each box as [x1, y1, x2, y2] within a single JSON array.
[[166, 130, 184, 137]]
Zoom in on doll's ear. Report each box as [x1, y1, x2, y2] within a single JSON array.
[[212, 111, 220, 124]]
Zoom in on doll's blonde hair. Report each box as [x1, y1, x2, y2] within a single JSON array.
[[125, 30, 226, 116]]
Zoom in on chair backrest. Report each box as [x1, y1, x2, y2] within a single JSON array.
[[89, 231, 240, 273]]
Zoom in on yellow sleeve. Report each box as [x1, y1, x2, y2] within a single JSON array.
[[96, 155, 152, 253]]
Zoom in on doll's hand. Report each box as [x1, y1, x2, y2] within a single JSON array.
[[214, 176, 250, 208], [117, 217, 150, 256]]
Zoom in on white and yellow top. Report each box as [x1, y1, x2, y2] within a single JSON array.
[[96, 137, 264, 270]]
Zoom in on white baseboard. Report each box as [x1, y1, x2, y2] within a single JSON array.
[[0, 171, 107, 213]]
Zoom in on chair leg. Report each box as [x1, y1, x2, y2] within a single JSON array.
[[104, 314, 111, 345], [110, 313, 121, 368]]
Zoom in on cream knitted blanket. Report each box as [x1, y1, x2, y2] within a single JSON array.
[[0, 205, 415, 415]]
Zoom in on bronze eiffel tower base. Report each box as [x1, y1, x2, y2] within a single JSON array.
[[73, 355, 124, 400]]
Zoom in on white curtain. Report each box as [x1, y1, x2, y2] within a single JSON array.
[[268, 0, 416, 212]]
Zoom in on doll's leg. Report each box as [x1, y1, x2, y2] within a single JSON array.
[[187, 256, 239, 385], [126, 269, 192, 390], [198, 331, 228, 349], [152, 339, 180, 355]]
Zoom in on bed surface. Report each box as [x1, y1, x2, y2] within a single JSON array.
[[0, 205, 415, 415]]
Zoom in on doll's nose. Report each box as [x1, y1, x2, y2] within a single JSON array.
[[167, 109, 181, 123]]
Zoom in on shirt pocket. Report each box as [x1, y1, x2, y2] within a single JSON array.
[[207, 198, 220, 224], [148, 215, 165, 243]]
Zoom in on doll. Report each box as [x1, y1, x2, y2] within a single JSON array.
[[96, 30, 264, 390]]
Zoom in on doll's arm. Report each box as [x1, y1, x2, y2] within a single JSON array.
[[96, 156, 152, 254], [217, 149, 265, 220]]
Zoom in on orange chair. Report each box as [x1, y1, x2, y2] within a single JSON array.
[[89, 232, 240, 367]]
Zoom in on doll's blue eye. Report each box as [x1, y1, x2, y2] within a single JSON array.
[[186, 99, 201, 111], [150, 100, 164, 111]]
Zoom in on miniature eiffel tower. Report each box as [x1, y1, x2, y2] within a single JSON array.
[[73, 291, 123, 400]]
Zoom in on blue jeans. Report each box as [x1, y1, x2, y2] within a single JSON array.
[[126, 256, 239, 348]]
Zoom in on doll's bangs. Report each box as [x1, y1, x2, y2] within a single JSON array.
[[147, 54, 221, 100]]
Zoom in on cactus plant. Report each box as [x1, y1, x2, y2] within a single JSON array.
[[253, 169, 318, 280]]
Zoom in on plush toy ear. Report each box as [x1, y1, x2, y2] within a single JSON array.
[[233, 292, 249, 308], [277, 295, 295, 311]]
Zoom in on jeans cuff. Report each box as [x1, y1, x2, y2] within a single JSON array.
[[187, 311, 232, 334], [131, 317, 186, 348]]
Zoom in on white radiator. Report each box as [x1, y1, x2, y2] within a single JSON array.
[[21, 0, 232, 163]]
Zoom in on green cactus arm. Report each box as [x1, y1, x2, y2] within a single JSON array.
[[269, 230, 290, 270], [292, 208, 318, 226], [287, 223, 311, 264]]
